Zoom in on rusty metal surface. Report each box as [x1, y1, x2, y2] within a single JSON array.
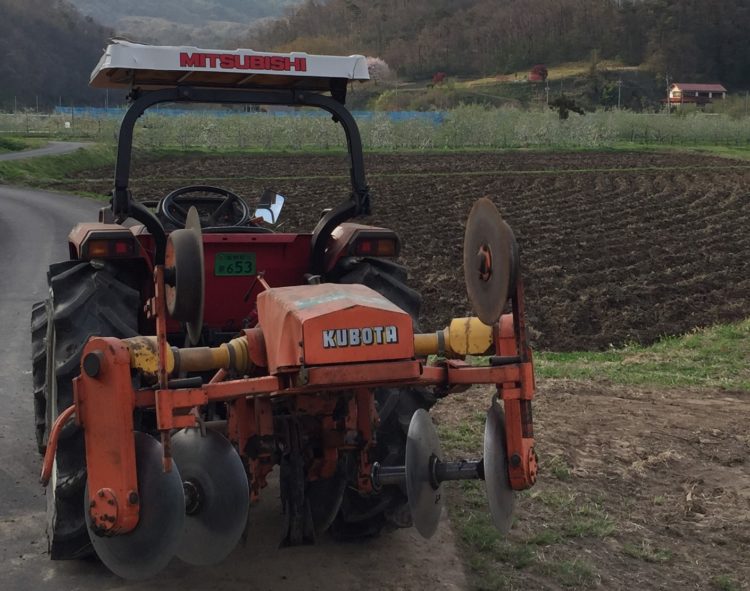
[[75, 338, 140, 534], [84, 432, 185, 580], [38, 405, 75, 487], [164, 207, 205, 345], [463, 197, 517, 325]]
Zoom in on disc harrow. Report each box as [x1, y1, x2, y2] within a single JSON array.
[[39, 199, 538, 578]]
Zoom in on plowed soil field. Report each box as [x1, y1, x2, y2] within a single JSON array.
[[64, 150, 750, 351]]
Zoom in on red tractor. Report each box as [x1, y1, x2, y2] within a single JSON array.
[[32, 41, 538, 579]]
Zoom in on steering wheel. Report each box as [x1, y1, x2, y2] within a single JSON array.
[[158, 185, 252, 229]]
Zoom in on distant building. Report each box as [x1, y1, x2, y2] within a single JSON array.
[[528, 65, 548, 82], [668, 83, 727, 107]]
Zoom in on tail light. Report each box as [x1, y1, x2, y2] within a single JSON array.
[[353, 237, 399, 257], [83, 236, 136, 259]]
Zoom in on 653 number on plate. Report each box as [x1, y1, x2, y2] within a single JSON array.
[[214, 252, 256, 276]]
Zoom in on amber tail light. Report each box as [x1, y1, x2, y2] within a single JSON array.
[[84, 237, 136, 259], [353, 237, 400, 257]]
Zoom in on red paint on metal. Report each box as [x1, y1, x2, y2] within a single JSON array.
[[201, 233, 312, 331], [39, 404, 76, 486], [74, 338, 140, 534]]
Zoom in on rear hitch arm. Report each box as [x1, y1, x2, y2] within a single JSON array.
[[39, 405, 76, 486]]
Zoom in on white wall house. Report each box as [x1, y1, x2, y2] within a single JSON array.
[[668, 83, 727, 107]]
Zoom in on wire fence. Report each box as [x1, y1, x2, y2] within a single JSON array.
[[1, 106, 750, 151]]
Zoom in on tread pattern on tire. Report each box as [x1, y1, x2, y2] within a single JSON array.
[[327, 257, 436, 539], [31, 300, 49, 454], [42, 261, 139, 560]]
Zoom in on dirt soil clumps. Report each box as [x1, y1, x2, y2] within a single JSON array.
[[63, 150, 750, 351], [432, 379, 750, 590]]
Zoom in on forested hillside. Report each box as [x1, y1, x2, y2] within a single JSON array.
[[0, 0, 112, 110], [65, 0, 302, 49], [68, 0, 299, 26], [1, 0, 748, 110], [250, 0, 750, 88]]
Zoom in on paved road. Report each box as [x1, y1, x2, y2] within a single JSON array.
[[0, 185, 466, 590], [0, 142, 91, 162]]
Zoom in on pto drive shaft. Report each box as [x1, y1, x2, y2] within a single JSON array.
[[125, 335, 253, 381], [125, 316, 496, 382], [372, 458, 484, 490]]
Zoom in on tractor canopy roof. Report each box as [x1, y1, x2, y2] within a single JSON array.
[[90, 40, 370, 92]]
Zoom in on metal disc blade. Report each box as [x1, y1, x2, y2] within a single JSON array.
[[405, 409, 444, 539], [484, 401, 515, 534], [184, 207, 205, 345], [307, 474, 347, 536], [464, 197, 518, 325], [85, 432, 185, 580], [165, 206, 205, 345], [171, 428, 249, 566]]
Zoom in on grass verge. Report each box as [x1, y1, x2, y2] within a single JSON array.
[[93, 142, 750, 160], [439, 423, 608, 589], [443, 318, 748, 589], [614, 142, 750, 162], [535, 319, 750, 391], [0, 135, 45, 153], [436, 412, 612, 589], [0, 144, 114, 186]]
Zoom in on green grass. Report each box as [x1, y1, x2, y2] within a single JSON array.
[[444, 423, 611, 589], [673, 144, 750, 161], [545, 60, 640, 80], [438, 410, 485, 453], [623, 540, 672, 563], [444, 317, 749, 589], [127, 142, 750, 159], [458, 60, 640, 86], [529, 490, 615, 539], [99, 142, 750, 158], [0, 144, 114, 185], [536, 558, 597, 588], [0, 135, 44, 153], [602, 141, 750, 163], [451, 483, 603, 589], [711, 575, 741, 591], [535, 319, 750, 391], [544, 455, 572, 481]]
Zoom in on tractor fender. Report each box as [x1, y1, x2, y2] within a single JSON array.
[[67, 223, 142, 260]]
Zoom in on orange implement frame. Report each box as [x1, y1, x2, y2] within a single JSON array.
[[73, 337, 140, 534], [53, 266, 537, 536]]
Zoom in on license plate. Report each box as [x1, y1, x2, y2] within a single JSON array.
[[214, 252, 256, 276]]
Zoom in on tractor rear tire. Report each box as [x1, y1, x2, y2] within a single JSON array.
[[40, 261, 139, 560], [328, 257, 436, 539], [31, 300, 49, 455]]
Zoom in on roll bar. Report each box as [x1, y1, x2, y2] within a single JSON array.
[[113, 84, 371, 271]]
